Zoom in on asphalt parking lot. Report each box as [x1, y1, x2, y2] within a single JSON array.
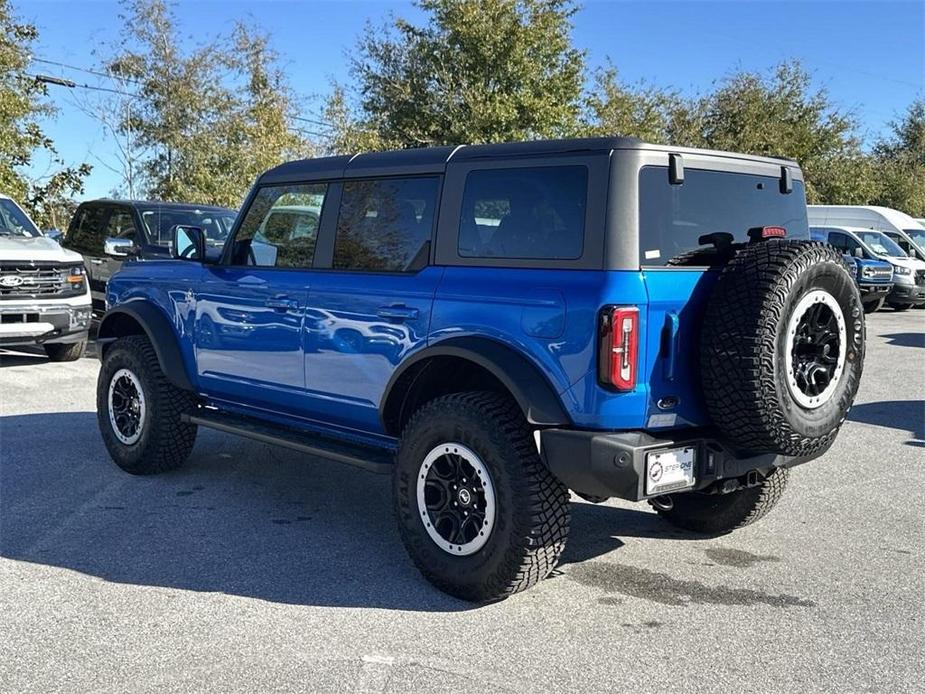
[[1, 311, 923, 694]]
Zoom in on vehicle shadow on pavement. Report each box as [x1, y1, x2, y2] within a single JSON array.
[[0, 343, 99, 366], [847, 400, 925, 448], [880, 332, 925, 349], [1, 411, 670, 611]]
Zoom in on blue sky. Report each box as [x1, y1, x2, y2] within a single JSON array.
[[18, 0, 925, 202]]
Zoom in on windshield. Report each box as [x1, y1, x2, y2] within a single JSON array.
[[0, 199, 41, 238], [856, 230, 906, 257], [140, 208, 237, 247]]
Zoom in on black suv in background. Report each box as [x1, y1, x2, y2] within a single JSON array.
[[63, 200, 236, 314]]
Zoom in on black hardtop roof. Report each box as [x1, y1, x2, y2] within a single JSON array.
[[83, 199, 236, 213], [260, 137, 799, 184]]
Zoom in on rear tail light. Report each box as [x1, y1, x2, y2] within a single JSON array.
[[599, 306, 639, 391]]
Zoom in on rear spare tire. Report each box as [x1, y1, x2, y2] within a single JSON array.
[[700, 240, 864, 457]]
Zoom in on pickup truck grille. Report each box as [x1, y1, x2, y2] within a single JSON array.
[[867, 267, 893, 280], [916, 270, 925, 286], [0, 262, 84, 300]]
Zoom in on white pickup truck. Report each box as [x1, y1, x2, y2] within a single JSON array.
[[0, 194, 92, 361]]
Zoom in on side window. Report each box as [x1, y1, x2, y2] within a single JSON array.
[[233, 183, 327, 268], [828, 233, 847, 251], [333, 177, 440, 272], [458, 166, 587, 260], [105, 210, 138, 241], [68, 206, 109, 253], [843, 235, 862, 254]]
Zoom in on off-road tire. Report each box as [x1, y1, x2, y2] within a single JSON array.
[[655, 468, 790, 535], [394, 391, 570, 602], [97, 335, 198, 474], [889, 302, 912, 312], [44, 340, 86, 362], [700, 240, 864, 457], [862, 298, 884, 314]]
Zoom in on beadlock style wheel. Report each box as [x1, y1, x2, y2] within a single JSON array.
[[416, 442, 497, 556], [784, 289, 847, 409], [107, 368, 147, 445]]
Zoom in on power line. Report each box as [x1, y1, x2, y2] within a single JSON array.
[[29, 73, 138, 98], [31, 57, 145, 86]]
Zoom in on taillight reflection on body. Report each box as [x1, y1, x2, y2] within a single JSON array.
[[599, 306, 639, 391]]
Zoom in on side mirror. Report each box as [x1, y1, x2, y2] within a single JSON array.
[[171, 225, 205, 261], [104, 237, 136, 258], [853, 247, 863, 258]]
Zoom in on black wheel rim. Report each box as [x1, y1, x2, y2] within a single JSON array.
[[108, 369, 145, 444], [417, 443, 496, 555], [785, 289, 846, 409]]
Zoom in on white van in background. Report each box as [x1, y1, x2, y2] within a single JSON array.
[[807, 205, 925, 262]]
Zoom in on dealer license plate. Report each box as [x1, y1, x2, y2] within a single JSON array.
[[645, 447, 696, 496]]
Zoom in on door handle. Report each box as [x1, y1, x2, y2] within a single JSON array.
[[377, 305, 419, 321], [662, 311, 680, 381], [266, 295, 298, 311]]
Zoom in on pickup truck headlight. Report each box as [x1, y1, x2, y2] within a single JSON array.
[[894, 265, 912, 276], [66, 265, 86, 288]]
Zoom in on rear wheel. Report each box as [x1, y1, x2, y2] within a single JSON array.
[[394, 391, 570, 602], [654, 468, 790, 535], [97, 335, 198, 474], [44, 340, 86, 362]]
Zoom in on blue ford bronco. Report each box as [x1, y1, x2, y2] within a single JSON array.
[[95, 138, 865, 602]]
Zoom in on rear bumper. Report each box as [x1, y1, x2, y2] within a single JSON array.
[[0, 303, 92, 346], [540, 428, 822, 502]]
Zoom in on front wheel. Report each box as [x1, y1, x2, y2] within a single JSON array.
[[862, 297, 884, 314], [889, 302, 913, 312], [96, 335, 198, 474], [393, 392, 570, 602], [654, 468, 790, 535]]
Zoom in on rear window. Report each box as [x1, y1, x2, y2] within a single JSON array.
[[639, 166, 809, 266], [458, 166, 587, 260]]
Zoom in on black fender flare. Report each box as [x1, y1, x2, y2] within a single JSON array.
[[380, 336, 571, 434], [97, 302, 195, 391]]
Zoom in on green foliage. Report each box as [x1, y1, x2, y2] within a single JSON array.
[[325, 0, 585, 152], [872, 99, 925, 216], [0, 0, 89, 228], [582, 66, 678, 143], [105, 0, 308, 208]]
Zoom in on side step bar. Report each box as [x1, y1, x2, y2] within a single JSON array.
[[182, 410, 394, 474]]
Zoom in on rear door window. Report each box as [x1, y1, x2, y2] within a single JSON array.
[[639, 166, 809, 266], [458, 166, 587, 259], [333, 177, 440, 272]]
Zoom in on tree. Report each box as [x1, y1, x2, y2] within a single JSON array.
[[326, 0, 585, 152], [104, 0, 307, 207], [676, 63, 877, 204], [582, 66, 677, 143], [873, 99, 925, 216], [0, 0, 89, 228]]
